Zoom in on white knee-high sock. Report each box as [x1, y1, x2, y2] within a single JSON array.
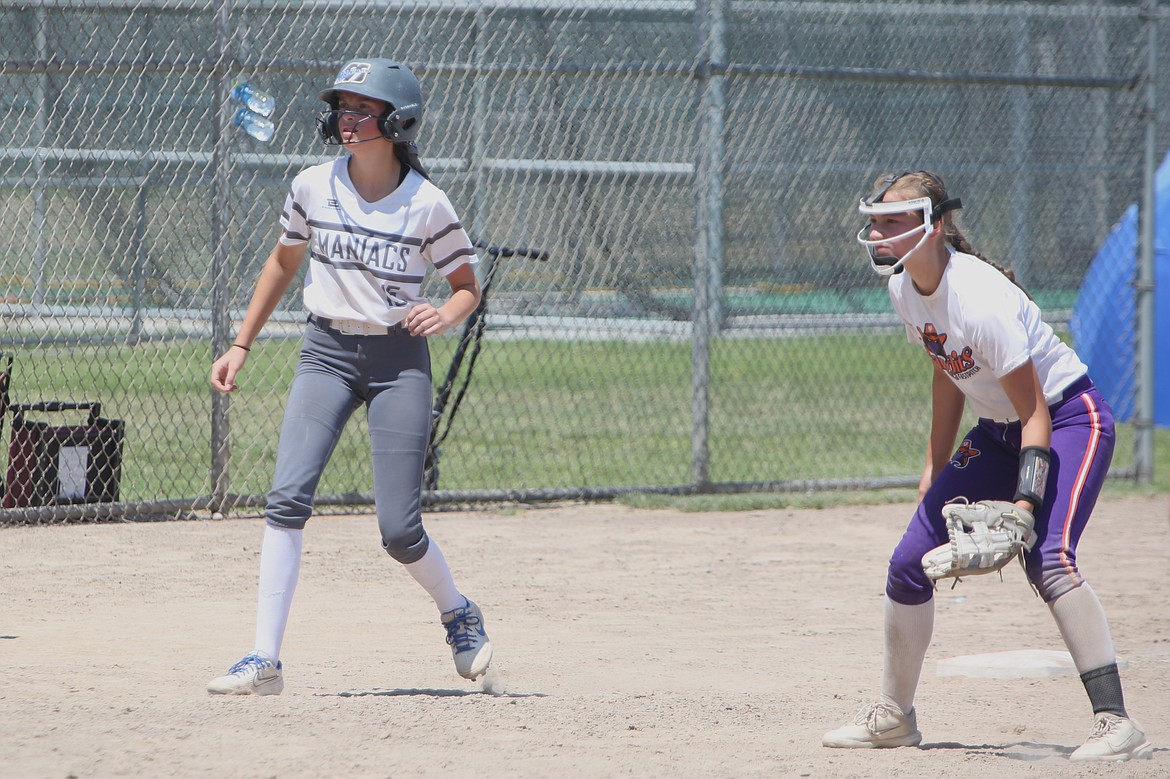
[[1047, 583, 1117, 673], [880, 598, 935, 715], [403, 540, 464, 614], [253, 524, 303, 661]]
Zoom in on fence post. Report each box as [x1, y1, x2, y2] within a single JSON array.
[[209, 0, 234, 512], [1136, 0, 1158, 487], [130, 186, 147, 341], [1009, 14, 1034, 286], [691, 0, 726, 490], [32, 6, 48, 310]]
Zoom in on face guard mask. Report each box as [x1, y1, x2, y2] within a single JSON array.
[[857, 197, 936, 277], [316, 109, 384, 146], [856, 174, 962, 276]]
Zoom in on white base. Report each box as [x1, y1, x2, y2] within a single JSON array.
[[937, 649, 1129, 678]]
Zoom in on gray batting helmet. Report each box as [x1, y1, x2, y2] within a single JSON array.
[[316, 58, 423, 144]]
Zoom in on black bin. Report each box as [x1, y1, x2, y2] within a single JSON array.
[[3, 402, 124, 509]]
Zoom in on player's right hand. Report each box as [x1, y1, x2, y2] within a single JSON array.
[[210, 349, 248, 393]]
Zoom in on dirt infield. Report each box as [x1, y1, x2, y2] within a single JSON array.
[[3, 495, 1168, 778]]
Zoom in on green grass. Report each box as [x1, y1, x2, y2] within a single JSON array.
[[4, 332, 1164, 511]]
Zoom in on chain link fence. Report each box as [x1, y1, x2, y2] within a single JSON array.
[[0, 0, 1157, 522]]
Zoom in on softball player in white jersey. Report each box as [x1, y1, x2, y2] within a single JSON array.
[[821, 170, 1151, 761], [207, 58, 492, 695]]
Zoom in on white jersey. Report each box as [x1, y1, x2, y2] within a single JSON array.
[[278, 158, 477, 326], [888, 251, 1087, 421]]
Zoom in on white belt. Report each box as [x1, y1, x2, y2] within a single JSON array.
[[309, 315, 403, 336]]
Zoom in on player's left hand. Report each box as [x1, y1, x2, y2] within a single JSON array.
[[404, 303, 454, 337], [921, 499, 1037, 581]]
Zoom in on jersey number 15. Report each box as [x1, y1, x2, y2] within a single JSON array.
[[382, 283, 407, 308]]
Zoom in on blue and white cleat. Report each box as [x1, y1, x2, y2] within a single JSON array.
[[207, 652, 284, 696], [442, 599, 493, 681]]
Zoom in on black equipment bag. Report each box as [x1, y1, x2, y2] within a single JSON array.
[[3, 402, 124, 508]]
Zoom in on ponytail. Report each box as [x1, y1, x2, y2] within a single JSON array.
[[395, 141, 430, 180]]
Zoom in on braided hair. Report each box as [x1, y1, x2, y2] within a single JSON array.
[[872, 170, 1032, 299]]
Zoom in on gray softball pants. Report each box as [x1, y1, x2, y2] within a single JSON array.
[[265, 319, 433, 563]]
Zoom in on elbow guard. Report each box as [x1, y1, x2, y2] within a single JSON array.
[[1013, 446, 1051, 509]]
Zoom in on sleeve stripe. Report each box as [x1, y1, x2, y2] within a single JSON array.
[[433, 246, 475, 270], [420, 221, 462, 251]]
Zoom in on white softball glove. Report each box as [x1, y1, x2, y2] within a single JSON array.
[[921, 499, 1038, 582]]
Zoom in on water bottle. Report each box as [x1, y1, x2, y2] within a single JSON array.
[[233, 107, 275, 143], [230, 80, 275, 117]]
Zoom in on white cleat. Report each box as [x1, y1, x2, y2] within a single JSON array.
[[442, 598, 493, 681], [822, 702, 922, 749], [207, 652, 284, 696], [1069, 713, 1154, 762]]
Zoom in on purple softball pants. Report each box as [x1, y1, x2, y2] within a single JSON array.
[[886, 375, 1115, 605]]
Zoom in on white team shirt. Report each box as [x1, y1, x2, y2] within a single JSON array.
[[278, 158, 477, 326], [888, 251, 1086, 421]]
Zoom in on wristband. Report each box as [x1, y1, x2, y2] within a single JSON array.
[[1013, 446, 1051, 509], [232, 343, 251, 352]]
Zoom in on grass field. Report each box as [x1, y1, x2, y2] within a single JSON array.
[[3, 330, 1164, 512]]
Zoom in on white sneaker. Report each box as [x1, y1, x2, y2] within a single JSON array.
[[822, 702, 922, 748], [442, 599, 493, 681], [1069, 713, 1154, 762], [207, 652, 284, 696]]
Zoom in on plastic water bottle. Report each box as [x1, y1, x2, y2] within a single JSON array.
[[233, 107, 275, 143], [230, 80, 275, 117]]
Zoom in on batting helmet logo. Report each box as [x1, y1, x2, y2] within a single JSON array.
[[335, 61, 372, 86]]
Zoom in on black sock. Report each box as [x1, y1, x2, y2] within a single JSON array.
[[1080, 663, 1127, 717]]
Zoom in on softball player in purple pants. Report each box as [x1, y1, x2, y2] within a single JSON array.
[[822, 170, 1152, 761], [207, 57, 492, 695]]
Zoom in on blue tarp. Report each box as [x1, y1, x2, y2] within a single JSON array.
[[1071, 150, 1170, 427]]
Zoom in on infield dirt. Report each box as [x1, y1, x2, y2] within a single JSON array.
[[3, 494, 1168, 777]]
